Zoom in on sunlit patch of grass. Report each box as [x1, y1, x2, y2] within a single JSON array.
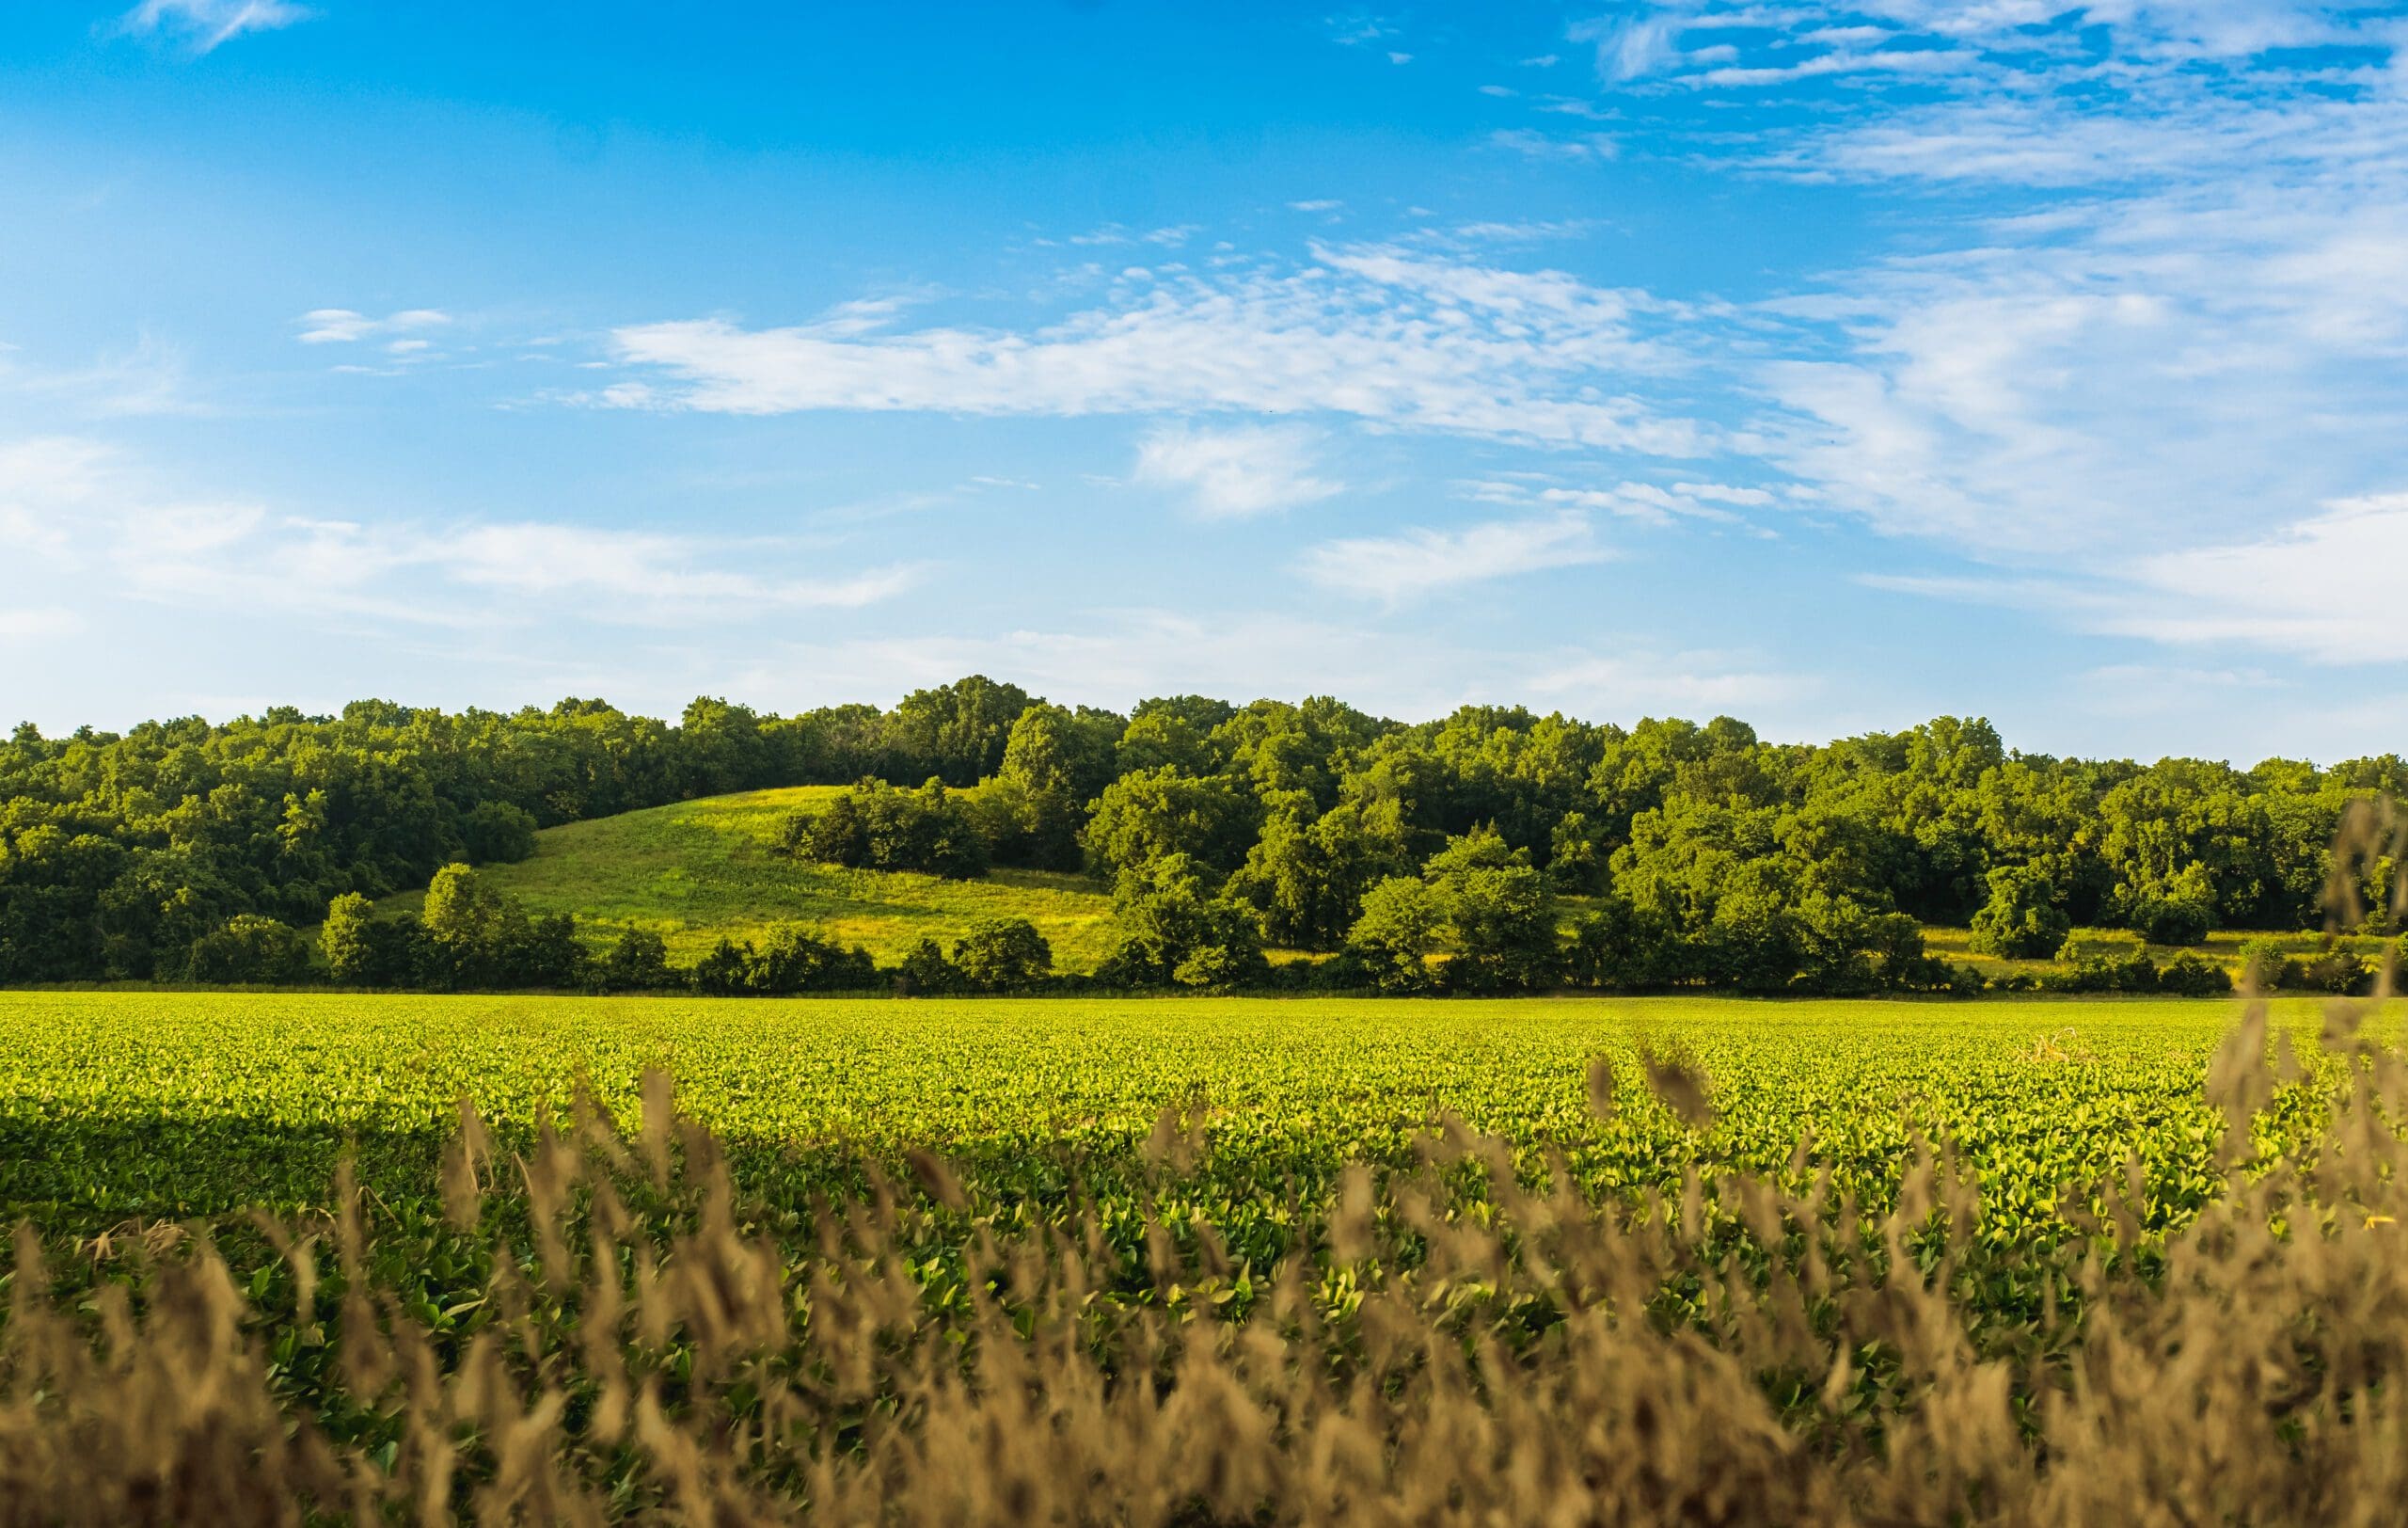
[[379, 785, 1117, 969]]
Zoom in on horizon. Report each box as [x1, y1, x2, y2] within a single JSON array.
[[12, 676, 2402, 774], [3, 2, 2404, 760]]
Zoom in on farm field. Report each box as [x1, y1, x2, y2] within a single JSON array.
[[6, 988, 2403, 1520], [0, 989, 2363, 1237]]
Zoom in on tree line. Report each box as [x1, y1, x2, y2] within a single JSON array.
[[2, 679, 2400, 994]]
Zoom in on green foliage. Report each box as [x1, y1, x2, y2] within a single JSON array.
[[184, 914, 312, 985], [1082, 767, 1258, 878], [458, 800, 539, 865], [2159, 950, 2235, 997], [1423, 829, 1560, 994], [1095, 853, 1268, 991], [781, 778, 988, 879], [1344, 876, 1444, 994], [951, 916, 1053, 993], [594, 927, 673, 993], [1968, 864, 2071, 959], [6, 676, 2401, 995]]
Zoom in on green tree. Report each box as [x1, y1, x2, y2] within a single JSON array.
[[1095, 853, 1267, 990], [1082, 767, 1258, 878], [1344, 876, 1442, 994], [1968, 864, 2071, 959], [459, 800, 538, 864], [953, 916, 1053, 992], [595, 927, 673, 992], [319, 891, 381, 985], [1424, 829, 1560, 994], [186, 914, 312, 985]]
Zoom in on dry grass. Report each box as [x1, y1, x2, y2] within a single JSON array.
[[0, 987, 2402, 1525], [5, 803, 2399, 1525]]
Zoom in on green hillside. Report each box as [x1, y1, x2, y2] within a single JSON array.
[[383, 785, 1117, 972]]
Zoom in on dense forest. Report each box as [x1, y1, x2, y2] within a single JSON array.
[[0, 677, 2399, 995]]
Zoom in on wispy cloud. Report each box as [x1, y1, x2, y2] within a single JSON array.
[[0, 435, 921, 630], [296, 308, 452, 344], [116, 0, 311, 54], [1524, 648, 1802, 714], [605, 244, 1706, 456], [1297, 509, 1608, 603], [1133, 422, 1343, 518]]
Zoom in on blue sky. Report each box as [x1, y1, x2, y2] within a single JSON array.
[[2, 1, 2403, 759]]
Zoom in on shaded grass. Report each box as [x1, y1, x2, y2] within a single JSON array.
[[380, 785, 1117, 970], [1923, 922, 2394, 980]]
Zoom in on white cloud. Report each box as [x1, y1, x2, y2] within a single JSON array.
[[296, 308, 452, 344], [1693, 48, 1967, 88], [607, 244, 1706, 456], [117, 0, 310, 53], [1132, 422, 1343, 518], [1573, 13, 1683, 81], [1488, 128, 1621, 161], [0, 607, 84, 640], [1288, 199, 1344, 212], [2109, 492, 2408, 662], [0, 435, 921, 630], [1524, 650, 1804, 714], [1297, 510, 1609, 603]]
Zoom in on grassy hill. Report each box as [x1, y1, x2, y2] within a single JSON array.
[[380, 785, 2388, 985], [383, 785, 1118, 972]]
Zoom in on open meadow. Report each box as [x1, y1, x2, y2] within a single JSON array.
[[0, 990, 2338, 1234]]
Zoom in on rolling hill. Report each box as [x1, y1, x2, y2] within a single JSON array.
[[382, 785, 1119, 972]]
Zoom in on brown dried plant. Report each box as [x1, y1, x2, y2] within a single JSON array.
[[1, 827, 2404, 1525]]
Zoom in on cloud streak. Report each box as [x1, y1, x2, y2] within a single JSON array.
[[1297, 510, 1609, 603], [117, 0, 311, 54], [1133, 422, 1343, 518], [605, 245, 1707, 456]]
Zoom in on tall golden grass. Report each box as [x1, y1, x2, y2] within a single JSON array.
[[1, 806, 2400, 1525]]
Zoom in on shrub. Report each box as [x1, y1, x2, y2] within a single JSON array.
[[781, 779, 988, 879], [689, 937, 754, 996], [594, 928, 673, 992], [1095, 854, 1268, 991], [458, 801, 539, 865], [2127, 890, 2213, 947], [895, 937, 962, 996], [2158, 950, 2234, 996], [2043, 949, 2159, 995], [1967, 865, 2069, 959], [2236, 937, 2299, 992], [751, 925, 877, 995], [2301, 949, 2373, 995], [186, 915, 313, 985], [952, 917, 1052, 993], [1344, 876, 1443, 994]]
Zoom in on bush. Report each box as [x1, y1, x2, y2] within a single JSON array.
[[2301, 949, 2373, 995], [2043, 949, 2159, 995], [895, 937, 962, 996], [2127, 890, 2213, 947], [689, 937, 754, 996], [780, 779, 988, 879], [594, 928, 673, 992], [1343, 876, 1442, 994], [751, 925, 877, 995], [1095, 854, 1268, 991], [952, 917, 1052, 993], [186, 915, 313, 985], [1967, 865, 2069, 959], [2158, 950, 2234, 996], [459, 801, 539, 865], [2236, 938, 2299, 992]]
